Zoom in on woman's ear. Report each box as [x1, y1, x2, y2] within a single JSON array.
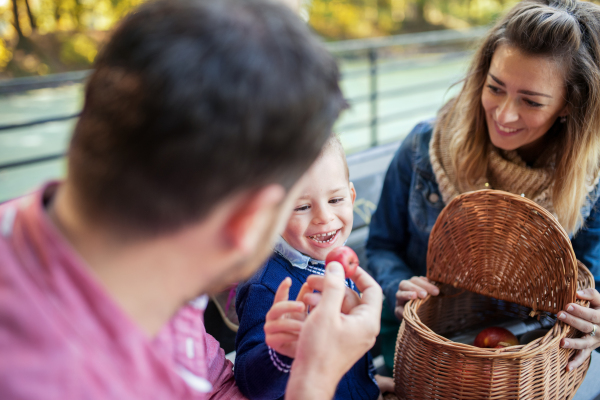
[[349, 182, 356, 205]]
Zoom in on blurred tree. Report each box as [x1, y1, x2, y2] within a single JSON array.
[[0, 0, 144, 77], [0, 0, 542, 77], [307, 0, 518, 39]]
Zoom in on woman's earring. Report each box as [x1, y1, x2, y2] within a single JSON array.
[[560, 116, 567, 123]]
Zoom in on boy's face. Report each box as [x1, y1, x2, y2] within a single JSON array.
[[282, 149, 356, 261]]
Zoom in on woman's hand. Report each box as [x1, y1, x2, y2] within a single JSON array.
[[395, 276, 439, 319], [558, 288, 600, 371]]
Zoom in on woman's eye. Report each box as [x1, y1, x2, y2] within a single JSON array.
[[294, 205, 310, 212], [487, 84, 502, 94], [329, 198, 344, 204], [524, 99, 543, 108]]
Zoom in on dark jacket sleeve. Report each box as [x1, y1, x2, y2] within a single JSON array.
[[366, 124, 424, 313], [234, 282, 292, 400], [571, 194, 600, 289]]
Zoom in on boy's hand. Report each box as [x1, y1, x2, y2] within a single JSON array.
[[264, 277, 307, 358], [300, 274, 361, 314], [285, 263, 383, 399], [374, 374, 395, 394]]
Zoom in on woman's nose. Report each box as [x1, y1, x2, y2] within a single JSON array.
[[495, 97, 519, 124]]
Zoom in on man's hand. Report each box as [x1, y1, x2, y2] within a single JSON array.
[[285, 262, 383, 399], [264, 277, 307, 358], [395, 276, 439, 319], [299, 274, 361, 314]]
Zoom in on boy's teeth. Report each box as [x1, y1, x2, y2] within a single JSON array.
[[309, 230, 338, 243]]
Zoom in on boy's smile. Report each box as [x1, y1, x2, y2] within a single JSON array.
[[282, 145, 355, 261], [308, 229, 341, 247]]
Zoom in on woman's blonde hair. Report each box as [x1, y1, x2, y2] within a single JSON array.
[[436, 0, 600, 234]]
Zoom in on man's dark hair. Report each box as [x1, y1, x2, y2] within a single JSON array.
[[69, 0, 345, 235]]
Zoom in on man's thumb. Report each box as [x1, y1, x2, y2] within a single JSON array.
[[320, 261, 346, 312]]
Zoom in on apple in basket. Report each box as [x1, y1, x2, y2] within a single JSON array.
[[474, 327, 519, 348], [326, 246, 359, 278]]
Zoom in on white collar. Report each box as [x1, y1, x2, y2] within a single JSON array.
[[274, 237, 324, 270]]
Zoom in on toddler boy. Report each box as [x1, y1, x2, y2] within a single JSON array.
[[234, 135, 391, 399]]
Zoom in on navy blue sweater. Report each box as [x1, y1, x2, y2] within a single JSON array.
[[235, 251, 380, 400]]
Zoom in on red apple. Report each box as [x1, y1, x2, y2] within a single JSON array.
[[474, 327, 519, 348], [326, 246, 359, 278]]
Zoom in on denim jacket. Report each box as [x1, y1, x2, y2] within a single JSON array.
[[366, 120, 600, 313]]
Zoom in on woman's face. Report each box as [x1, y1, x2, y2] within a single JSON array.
[[481, 44, 568, 156]]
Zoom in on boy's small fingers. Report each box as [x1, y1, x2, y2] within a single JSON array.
[[287, 311, 307, 321], [264, 319, 303, 334], [266, 301, 305, 321], [265, 333, 299, 349], [295, 282, 312, 302], [273, 277, 292, 304], [303, 292, 322, 308]]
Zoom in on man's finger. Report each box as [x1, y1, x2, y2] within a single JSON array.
[[316, 262, 346, 314], [576, 289, 600, 308], [266, 301, 305, 321], [274, 277, 292, 304], [350, 267, 382, 314], [567, 348, 592, 371], [296, 282, 312, 303]]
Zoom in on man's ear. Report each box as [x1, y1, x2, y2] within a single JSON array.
[[225, 185, 286, 255], [349, 182, 357, 205]]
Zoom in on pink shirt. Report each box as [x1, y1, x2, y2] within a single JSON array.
[[0, 184, 245, 400]]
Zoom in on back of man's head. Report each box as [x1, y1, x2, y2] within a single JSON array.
[[69, 0, 345, 235]]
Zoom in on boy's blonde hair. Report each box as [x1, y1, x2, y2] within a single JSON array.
[[319, 133, 349, 181]]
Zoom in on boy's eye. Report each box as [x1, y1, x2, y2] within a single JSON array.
[[329, 198, 344, 204], [294, 205, 310, 212]]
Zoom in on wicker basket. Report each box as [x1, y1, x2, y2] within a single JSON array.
[[394, 190, 595, 399]]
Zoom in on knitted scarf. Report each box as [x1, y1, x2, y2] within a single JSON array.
[[429, 124, 556, 215]]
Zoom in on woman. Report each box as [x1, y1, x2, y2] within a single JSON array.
[[367, 0, 600, 374]]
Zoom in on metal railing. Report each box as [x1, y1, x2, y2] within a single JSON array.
[[0, 26, 486, 173]]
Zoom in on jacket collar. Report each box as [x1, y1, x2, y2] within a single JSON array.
[[274, 237, 324, 270]]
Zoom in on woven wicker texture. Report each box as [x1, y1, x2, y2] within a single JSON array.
[[427, 190, 578, 314], [394, 190, 595, 399], [395, 263, 594, 399]]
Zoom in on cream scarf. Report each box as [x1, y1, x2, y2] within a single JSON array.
[[429, 125, 556, 215]]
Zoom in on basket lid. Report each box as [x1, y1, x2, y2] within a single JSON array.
[[427, 190, 578, 314]]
